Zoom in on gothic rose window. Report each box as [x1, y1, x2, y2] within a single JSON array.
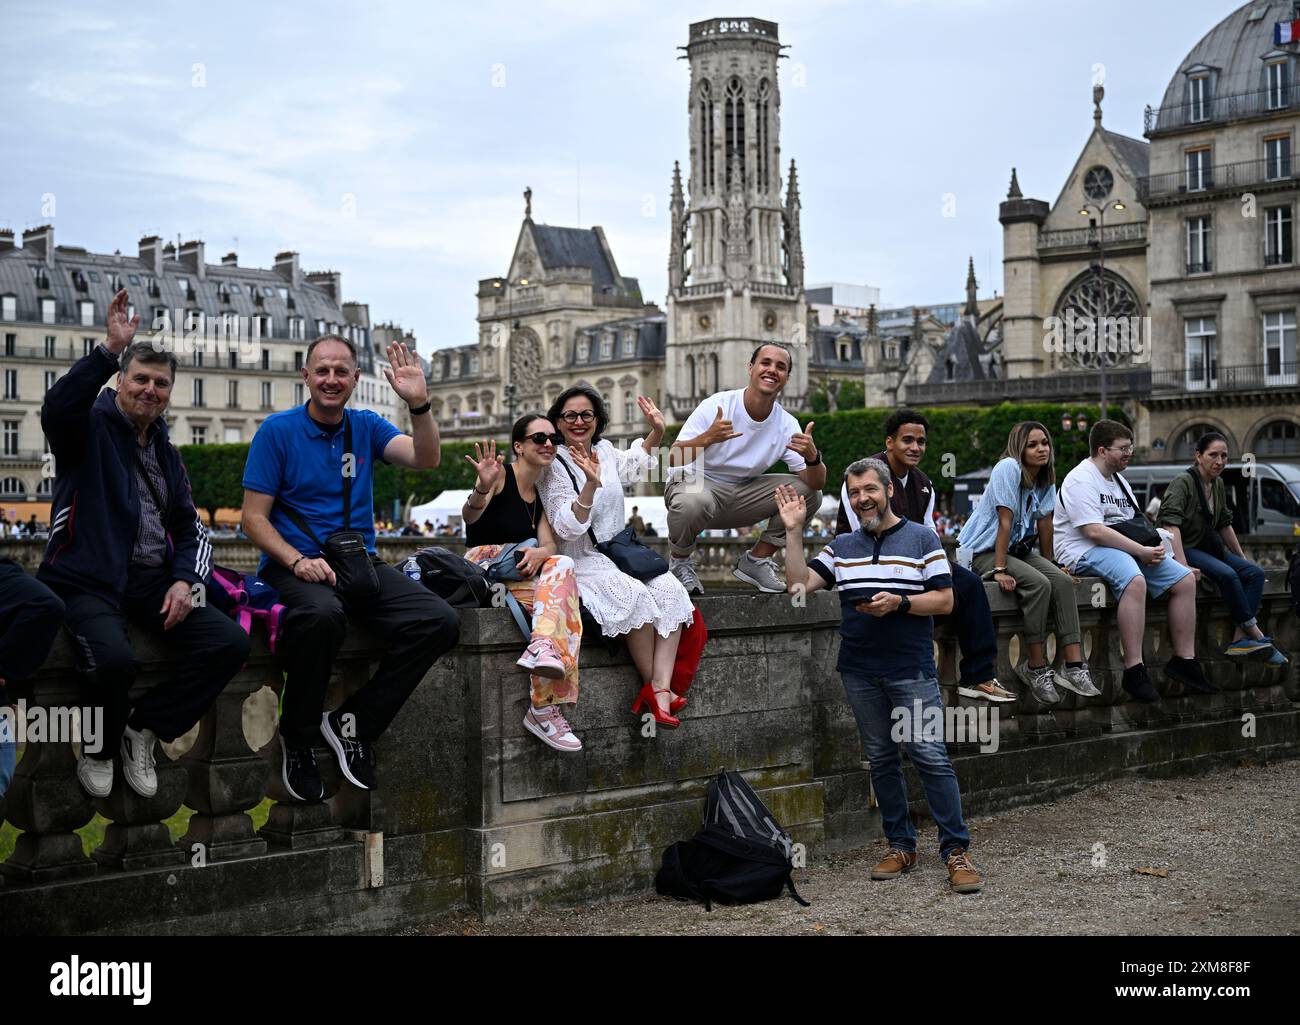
[[1052, 270, 1143, 370]]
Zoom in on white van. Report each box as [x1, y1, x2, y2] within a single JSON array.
[[1122, 462, 1300, 538]]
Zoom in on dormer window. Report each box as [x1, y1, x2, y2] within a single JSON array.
[[469, 354, 479, 374], [40, 298, 55, 324], [449, 357, 460, 378], [432, 361, 443, 381], [622, 331, 636, 356], [1, 295, 14, 321], [1186, 69, 1213, 123], [577, 335, 591, 361], [600, 333, 613, 359], [1267, 58, 1291, 110], [79, 300, 93, 326]]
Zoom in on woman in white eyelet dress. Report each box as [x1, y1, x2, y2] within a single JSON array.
[[538, 386, 695, 721]]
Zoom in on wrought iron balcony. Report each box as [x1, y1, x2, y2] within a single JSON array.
[[1149, 362, 1298, 394], [1138, 157, 1297, 204], [1145, 85, 1297, 135]]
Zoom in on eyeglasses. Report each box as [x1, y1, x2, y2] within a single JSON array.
[[1107, 445, 1134, 455], [524, 432, 563, 446], [559, 410, 596, 423]]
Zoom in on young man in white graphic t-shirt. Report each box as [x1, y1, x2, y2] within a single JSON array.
[[1054, 419, 1212, 703], [665, 344, 826, 594]]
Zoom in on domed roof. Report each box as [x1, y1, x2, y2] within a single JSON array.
[[1158, 1, 1294, 109]]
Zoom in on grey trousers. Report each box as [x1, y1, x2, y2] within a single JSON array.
[[665, 474, 822, 556], [971, 550, 1082, 648]]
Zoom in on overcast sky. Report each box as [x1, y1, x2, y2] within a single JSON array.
[[2, 0, 1236, 349]]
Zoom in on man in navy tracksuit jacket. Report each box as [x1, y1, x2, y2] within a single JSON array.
[[38, 289, 248, 800]]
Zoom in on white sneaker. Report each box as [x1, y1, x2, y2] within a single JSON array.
[[120, 724, 158, 798], [76, 755, 114, 798], [523, 704, 583, 752], [733, 552, 785, 593]]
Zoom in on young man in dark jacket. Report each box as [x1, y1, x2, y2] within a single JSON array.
[[38, 289, 249, 799], [835, 409, 1016, 703]]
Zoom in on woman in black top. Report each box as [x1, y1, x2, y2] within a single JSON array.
[[462, 413, 584, 752]]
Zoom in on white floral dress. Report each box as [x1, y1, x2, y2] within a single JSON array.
[[538, 438, 695, 638]]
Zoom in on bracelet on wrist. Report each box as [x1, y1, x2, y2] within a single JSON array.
[[291, 555, 304, 571], [806, 450, 822, 467], [473, 484, 490, 495], [408, 400, 432, 416], [573, 498, 594, 511]]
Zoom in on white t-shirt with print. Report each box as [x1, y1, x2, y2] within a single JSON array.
[[1052, 458, 1138, 567], [670, 388, 807, 485]]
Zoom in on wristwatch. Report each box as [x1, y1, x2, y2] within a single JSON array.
[[897, 595, 911, 614], [408, 400, 432, 416], [806, 449, 822, 466]]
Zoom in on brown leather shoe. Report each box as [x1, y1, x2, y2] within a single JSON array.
[[870, 849, 919, 880], [945, 848, 984, 893]]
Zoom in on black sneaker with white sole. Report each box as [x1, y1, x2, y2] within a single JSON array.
[[280, 735, 324, 802], [321, 710, 375, 790]]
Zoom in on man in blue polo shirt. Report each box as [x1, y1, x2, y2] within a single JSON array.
[[778, 458, 984, 894], [242, 335, 458, 802]]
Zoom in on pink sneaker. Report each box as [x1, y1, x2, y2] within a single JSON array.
[[517, 638, 565, 679], [523, 704, 582, 752]]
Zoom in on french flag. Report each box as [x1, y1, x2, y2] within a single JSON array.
[[1275, 19, 1300, 44]]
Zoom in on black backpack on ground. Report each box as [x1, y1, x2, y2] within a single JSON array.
[[407, 546, 531, 641], [655, 770, 810, 911]]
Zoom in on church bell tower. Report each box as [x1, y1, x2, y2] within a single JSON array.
[[666, 17, 807, 418]]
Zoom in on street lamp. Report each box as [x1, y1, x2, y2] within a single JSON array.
[[1078, 199, 1125, 420]]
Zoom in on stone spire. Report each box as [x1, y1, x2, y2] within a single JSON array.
[[1007, 167, 1022, 199], [524, 186, 532, 219], [668, 161, 686, 291], [1093, 84, 1104, 129], [964, 257, 979, 320], [782, 159, 804, 291]]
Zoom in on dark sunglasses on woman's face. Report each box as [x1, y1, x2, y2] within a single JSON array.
[[525, 432, 563, 447], [559, 410, 596, 423]]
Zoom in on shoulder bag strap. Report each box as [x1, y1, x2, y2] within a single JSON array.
[[555, 452, 600, 547], [1113, 473, 1143, 521], [134, 445, 170, 518], [342, 412, 354, 533]]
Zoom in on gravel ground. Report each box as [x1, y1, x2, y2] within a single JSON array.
[[408, 759, 1300, 936]]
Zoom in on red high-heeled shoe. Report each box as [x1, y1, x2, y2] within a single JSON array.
[[669, 694, 688, 714], [631, 682, 680, 728]]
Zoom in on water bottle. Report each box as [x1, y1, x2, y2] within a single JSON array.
[[403, 556, 421, 582]]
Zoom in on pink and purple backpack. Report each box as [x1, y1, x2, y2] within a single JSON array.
[[208, 566, 288, 654]]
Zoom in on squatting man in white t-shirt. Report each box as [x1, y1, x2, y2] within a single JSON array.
[[665, 344, 826, 594], [1053, 419, 1214, 703]]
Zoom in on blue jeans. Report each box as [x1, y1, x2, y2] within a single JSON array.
[[841, 672, 971, 860], [1185, 547, 1266, 630], [0, 706, 15, 800]]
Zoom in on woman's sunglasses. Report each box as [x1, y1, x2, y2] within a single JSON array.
[[524, 432, 563, 447]]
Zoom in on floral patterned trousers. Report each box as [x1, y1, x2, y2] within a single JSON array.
[[465, 546, 582, 707]]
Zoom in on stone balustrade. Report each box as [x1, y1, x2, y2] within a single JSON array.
[[0, 564, 1296, 934]]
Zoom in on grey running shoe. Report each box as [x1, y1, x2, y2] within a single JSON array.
[[1015, 661, 1060, 704], [670, 556, 704, 596], [1054, 662, 1101, 697], [733, 551, 785, 593]]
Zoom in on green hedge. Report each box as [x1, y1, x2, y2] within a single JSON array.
[[179, 402, 1121, 522], [180, 439, 485, 525]]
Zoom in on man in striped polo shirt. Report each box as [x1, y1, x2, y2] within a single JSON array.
[[777, 457, 984, 894]]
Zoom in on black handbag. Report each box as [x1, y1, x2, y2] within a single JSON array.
[[555, 453, 669, 582], [279, 415, 381, 600]]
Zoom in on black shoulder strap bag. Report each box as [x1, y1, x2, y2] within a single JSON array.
[[278, 414, 381, 599], [554, 452, 668, 582]]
